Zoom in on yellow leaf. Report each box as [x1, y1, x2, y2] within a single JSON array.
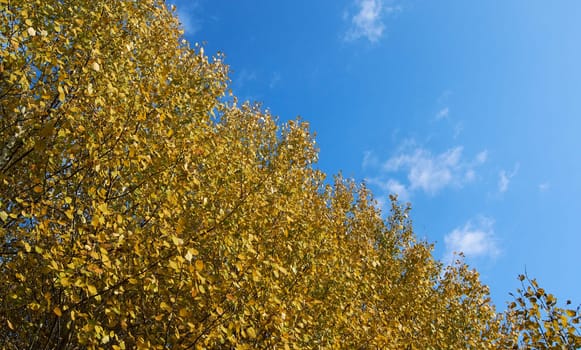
[[168, 260, 179, 270], [195, 260, 204, 271], [53, 307, 62, 317], [58, 86, 65, 102], [171, 235, 183, 246], [247, 327, 256, 339], [160, 301, 171, 312], [59, 276, 70, 287], [87, 284, 97, 295], [184, 250, 193, 262], [91, 62, 100, 71], [252, 269, 260, 282], [98, 202, 109, 214]]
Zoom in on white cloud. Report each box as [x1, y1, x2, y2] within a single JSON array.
[[382, 146, 486, 195], [475, 150, 488, 164], [384, 179, 409, 202], [453, 121, 463, 139], [269, 72, 281, 89], [366, 177, 410, 202], [444, 217, 500, 263], [435, 107, 449, 120], [362, 142, 487, 210], [362, 150, 379, 169], [344, 0, 399, 42], [538, 182, 550, 192], [498, 172, 509, 193], [498, 163, 519, 194], [172, 2, 201, 35], [235, 69, 257, 89]]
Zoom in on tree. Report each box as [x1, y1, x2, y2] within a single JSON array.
[[1, 0, 579, 349], [500, 274, 581, 349]]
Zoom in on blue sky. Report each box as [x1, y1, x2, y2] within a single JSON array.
[[172, 0, 581, 307]]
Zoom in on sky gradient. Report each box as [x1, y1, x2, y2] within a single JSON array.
[[172, 0, 581, 308]]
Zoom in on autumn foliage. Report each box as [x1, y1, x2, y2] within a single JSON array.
[[1, 0, 579, 349]]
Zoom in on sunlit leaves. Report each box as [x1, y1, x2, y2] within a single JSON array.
[[502, 274, 581, 349], [1, 0, 579, 349]]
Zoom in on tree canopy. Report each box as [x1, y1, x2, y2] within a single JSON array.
[[1, 0, 579, 349]]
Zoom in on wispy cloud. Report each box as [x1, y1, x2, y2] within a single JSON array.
[[444, 217, 500, 263], [366, 177, 410, 202], [475, 150, 488, 164], [498, 172, 509, 193], [381, 146, 487, 195], [363, 145, 486, 203], [172, 2, 201, 35], [435, 107, 450, 121], [362, 150, 379, 169], [344, 0, 399, 43], [432, 91, 462, 139], [538, 182, 550, 192], [385, 179, 409, 202], [234, 69, 257, 89], [498, 163, 519, 194], [269, 72, 281, 89], [453, 122, 463, 139]]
